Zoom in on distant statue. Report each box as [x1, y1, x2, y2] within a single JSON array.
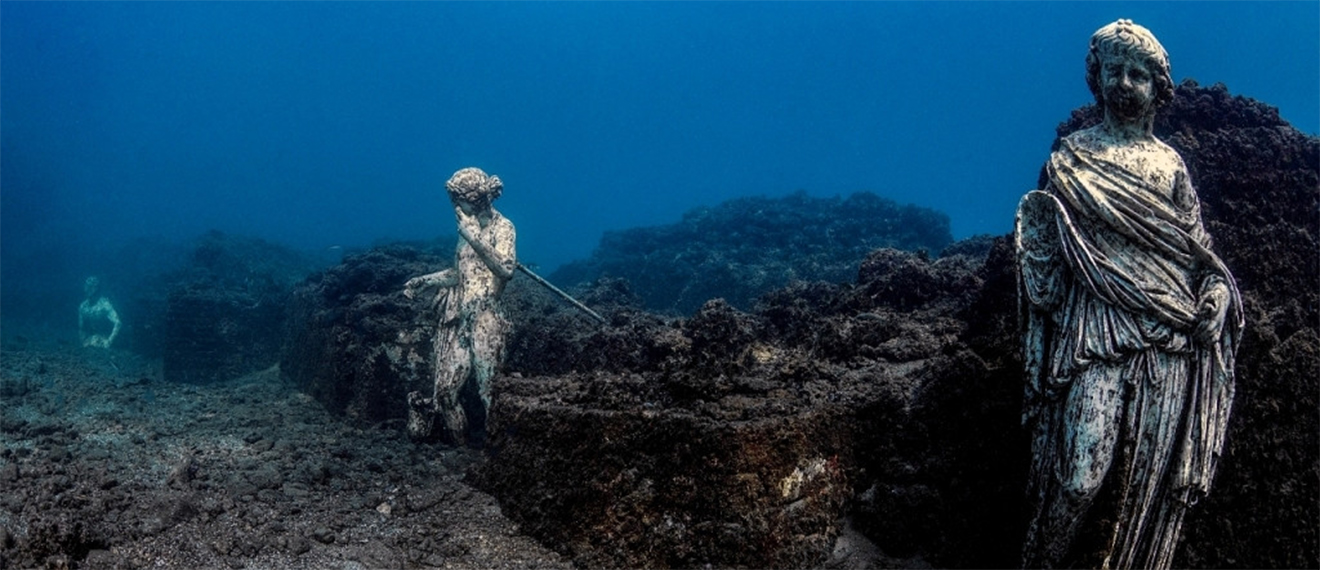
[[78, 276, 121, 348], [1016, 20, 1243, 569], [404, 167, 517, 445]]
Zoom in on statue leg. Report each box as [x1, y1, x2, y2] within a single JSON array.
[[408, 325, 470, 442], [1026, 361, 1127, 567], [470, 310, 510, 416], [1109, 351, 1193, 570], [438, 334, 474, 445], [410, 323, 473, 445]]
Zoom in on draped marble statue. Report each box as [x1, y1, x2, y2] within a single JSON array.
[[1016, 20, 1243, 570]]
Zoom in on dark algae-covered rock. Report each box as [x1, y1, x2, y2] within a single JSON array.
[[159, 231, 323, 384], [478, 244, 1013, 568], [551, 191, 953, 315]]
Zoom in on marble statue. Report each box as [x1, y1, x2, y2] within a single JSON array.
[[404, 167, 517, 445], [79, 276, 121, 349], [1016, 20, 1243, 570]]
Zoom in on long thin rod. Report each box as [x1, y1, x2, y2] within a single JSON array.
[[516, 264, 607, 325]]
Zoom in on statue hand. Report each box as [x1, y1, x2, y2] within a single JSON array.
[[1195, 282, 1229, 344], [455, 206, 481, 242], [403, 276, 424, 300]]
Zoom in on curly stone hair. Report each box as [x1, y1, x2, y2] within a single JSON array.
[[446, 167, 503, 209], [1085, 19, 1175, 109]]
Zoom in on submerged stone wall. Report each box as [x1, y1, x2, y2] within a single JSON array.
[[159, 232, 320, 384], [162, 285, 286, 384], [481, 374, 859, 568], [281, 245, 448, 425]]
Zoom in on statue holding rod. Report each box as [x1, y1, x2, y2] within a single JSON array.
[[405, 167, 518, 445], [405, 167, 604, 445]]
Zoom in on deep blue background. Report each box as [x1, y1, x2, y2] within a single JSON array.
[[3, 2, 1317, 281]]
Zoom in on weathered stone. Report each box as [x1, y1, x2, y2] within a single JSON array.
[[479, 373, 862, 569], [160, 232, 318, 384], [282, 244, 448, 425]]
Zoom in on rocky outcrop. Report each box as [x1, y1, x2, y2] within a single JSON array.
[[479, 244, 1016, 568], [550, 191, 953, 315]]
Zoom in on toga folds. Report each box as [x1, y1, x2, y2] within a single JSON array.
[[1019, 130, 1244, 568]]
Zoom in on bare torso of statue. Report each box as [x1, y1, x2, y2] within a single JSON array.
[[1017, 20, 1243, 570], [79, 277, 121, 349]]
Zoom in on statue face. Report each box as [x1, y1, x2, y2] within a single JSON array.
[[1099, 53, 1156, 124]]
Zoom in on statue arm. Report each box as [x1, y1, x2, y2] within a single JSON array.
[[1016, 190, 1066, 311], [458, 212, 516, 281], [1177, 168, 1215, 251], [104, 301, 121, 348], [1016, 190, 1068, 424], [404, 269, 458, 300], [1176, 167, 1236, 344]]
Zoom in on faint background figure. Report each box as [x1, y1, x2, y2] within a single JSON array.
[[1016, 20, 1243, 570], [404, 167, 517, 445], [79, 276, 122, 348]]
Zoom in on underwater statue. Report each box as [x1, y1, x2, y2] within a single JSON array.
[[78, 276, 122, 349], [1016, 20, 1243, 570], [404, 167, 517, 445]]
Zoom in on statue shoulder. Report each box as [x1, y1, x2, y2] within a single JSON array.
[[1048, 126, 1106, 167], [1150, 136, 1189, 168], [1061, 125, 1106, 150], [490, 210, 516, 234]]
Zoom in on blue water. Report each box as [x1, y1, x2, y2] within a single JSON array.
[[3, 2, 1317, 281]]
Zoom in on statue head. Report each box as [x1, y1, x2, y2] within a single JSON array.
[[1085, 19, 1175, 115], [84, 276, 101, 300], [446, 167, 503, 212]]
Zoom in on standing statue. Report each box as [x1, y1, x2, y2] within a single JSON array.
[[404, 167, 517, 445], [79, 276, 121, 349], [1016, 20, 1243, 569]]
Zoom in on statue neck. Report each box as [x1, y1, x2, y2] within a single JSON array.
[[1102, 112, 1155, 144]]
